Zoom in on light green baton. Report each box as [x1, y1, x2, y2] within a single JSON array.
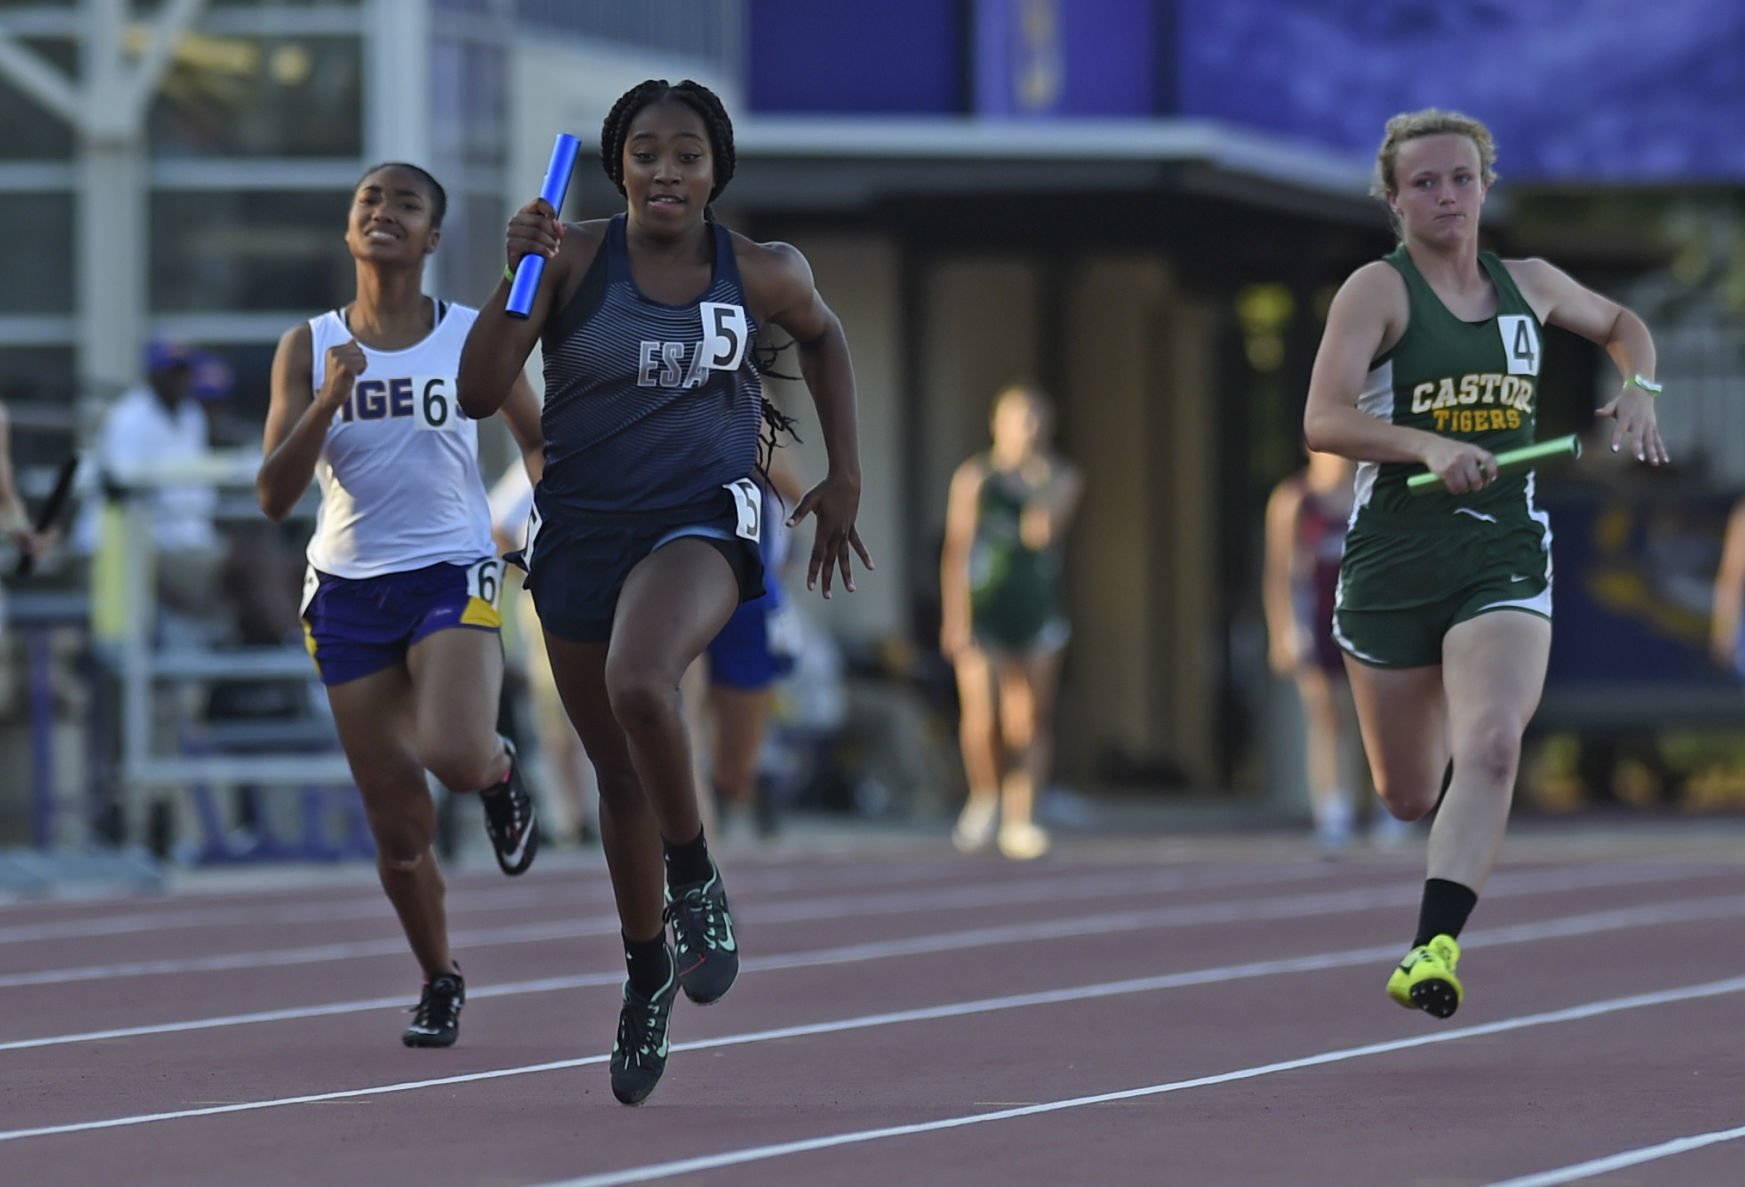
[[1406, 433, 1582, 494]]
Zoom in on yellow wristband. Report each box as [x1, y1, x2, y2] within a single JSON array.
[[503, 264, 515, 284], [1627, 373, 1663, 396]]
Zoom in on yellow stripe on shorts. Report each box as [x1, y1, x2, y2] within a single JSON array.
[[461, 597, 503, 629]]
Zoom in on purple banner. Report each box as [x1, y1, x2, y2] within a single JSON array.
[[1176, 0, 1745, 182], [973, 0, 1158, 117], [747, 0, 965, 114]]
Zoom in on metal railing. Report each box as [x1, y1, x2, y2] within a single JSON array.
[[97, 450, 355, 849]]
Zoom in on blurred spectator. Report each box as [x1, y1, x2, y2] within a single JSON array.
[[681, 447, 809, 843], [0, 403, 51, 572], [1710, 495, 1745, 679], [941, 384, 1082, 861], [0, 402, 53, 639], [488, 461, 597, 846], [76, 340, 225, 620], [1264, 452, 1361, 852]]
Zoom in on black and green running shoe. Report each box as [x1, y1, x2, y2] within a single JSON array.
[[664, 860, 739, 1005], [610, 957, 678, 1106]]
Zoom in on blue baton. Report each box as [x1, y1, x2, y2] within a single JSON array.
[[506, 132, 580, 320]]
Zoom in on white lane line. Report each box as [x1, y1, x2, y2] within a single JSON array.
[[0, 863, 1329, 988], [0, 887, 1737, 1105], [1483, 1125, 1745, 1187], [525, 973, 1745, 1187], [0, 857, 1000, 944], [7, 889, 1740, 1053], [0, 860, 1695, 990], [7, 959, 1742, 1153]]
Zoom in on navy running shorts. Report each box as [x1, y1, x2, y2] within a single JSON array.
[[521, 486, 764, 645]]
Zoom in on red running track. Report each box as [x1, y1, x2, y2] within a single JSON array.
[[2, 828, 1743, 1187]]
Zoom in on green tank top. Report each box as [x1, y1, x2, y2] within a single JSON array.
[[969, 460, 1063, 646], [1355, 247, 1543, 521]]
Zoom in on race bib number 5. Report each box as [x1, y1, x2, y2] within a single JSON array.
[[699, 302, 749, 372], [724, 478, 761, 543]]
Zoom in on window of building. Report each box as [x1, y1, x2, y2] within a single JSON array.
[[150, 188, 352, 312], [148, 33, 362, 158], [0, 194, 74, 314], [0, 38, 77, 159], [0, 347, 76, 407], [431, 36, 507, 171]]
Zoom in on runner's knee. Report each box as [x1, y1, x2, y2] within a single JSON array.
[[1374, 774, 1440, 821], [420, 736, 502, 794], [1453, 721, 1522, 789], [604, 661, 676, 735], [369, 815, 434, 867]]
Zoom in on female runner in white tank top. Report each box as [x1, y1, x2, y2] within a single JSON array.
[[257, 163, 545, 1049]]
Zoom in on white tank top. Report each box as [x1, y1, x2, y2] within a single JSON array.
[[305, 300, 494, 578]]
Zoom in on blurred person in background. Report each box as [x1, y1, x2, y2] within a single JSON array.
[[1710, 497, 1745, 681], [1303, 109, 1666, 1022], [459, 78, 872, 1105], [681, 444, 809, 843], [257, 162, 545, 1050], [490, 459, 598, 847], [1263, 450, 1410, 854], [1264, 450, 1360, 852], [0, 402, 53, 596], [941, 383, 1083, 862], [79, 340, 225, 621]]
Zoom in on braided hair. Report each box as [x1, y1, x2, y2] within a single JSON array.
[[599, 80, 798, 477], [599, 79, 736, 206]]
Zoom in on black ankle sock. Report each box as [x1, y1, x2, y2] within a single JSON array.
[[623, 931, 671, 997], [662, 826, 712, 889], [1413, 878, 1478, 947]]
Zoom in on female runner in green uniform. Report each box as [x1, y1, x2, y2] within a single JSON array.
[[1304, 110, 1667, 1018], [941, 384, 1083, 861]]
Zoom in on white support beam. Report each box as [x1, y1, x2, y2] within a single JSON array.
[[365, 0, 431, 167], [72, 0, 211, 412], [119, 0, 210, 131], [0, 29, 82, 128]]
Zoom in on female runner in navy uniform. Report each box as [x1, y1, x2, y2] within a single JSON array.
[[458, 80, 872, 1105]]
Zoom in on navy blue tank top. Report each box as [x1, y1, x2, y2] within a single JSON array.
[[538, 214, 763, 514]]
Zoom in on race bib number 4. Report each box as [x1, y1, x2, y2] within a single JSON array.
[[724, 478, 762, 543], [1497, 316, 1541, 376]]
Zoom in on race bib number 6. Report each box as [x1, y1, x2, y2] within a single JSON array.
[[413, 376, 464, 431], [466, 557, 504, 608]]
